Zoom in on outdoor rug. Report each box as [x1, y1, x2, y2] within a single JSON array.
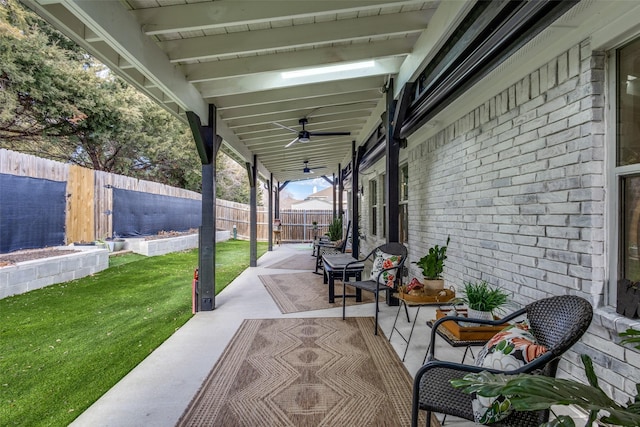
[[177, 317, 434, 427], [265, 253, 317, 270], [258, 272, 375, 314]]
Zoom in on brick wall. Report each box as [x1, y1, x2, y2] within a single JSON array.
[[406, 38, 640, 402]]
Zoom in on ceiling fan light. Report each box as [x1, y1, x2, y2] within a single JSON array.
[[299, 130, 311, 142]]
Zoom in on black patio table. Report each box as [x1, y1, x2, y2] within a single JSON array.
[[322, 253, 365, 303]]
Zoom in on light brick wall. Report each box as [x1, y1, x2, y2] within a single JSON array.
[[406, 38, 640, 402]]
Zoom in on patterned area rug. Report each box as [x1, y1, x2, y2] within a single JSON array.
[[177, 318, 434, 427], [259, 272, 375, 314], [265, 254, 317, 270]]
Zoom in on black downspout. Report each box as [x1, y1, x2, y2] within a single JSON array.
[[249, 155, 257, 267], [268, 173, 273, 251]]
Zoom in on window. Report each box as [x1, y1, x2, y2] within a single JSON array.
[[615, 37, 640, 316], [369, 179, 377, 236], [399, 164, 409, 244]]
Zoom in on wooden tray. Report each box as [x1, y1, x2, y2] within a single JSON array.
[[397, 288, 455, 304], [435, 309, 507, 341]]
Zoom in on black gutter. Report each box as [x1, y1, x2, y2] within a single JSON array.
[[400, 0, 580, 139]]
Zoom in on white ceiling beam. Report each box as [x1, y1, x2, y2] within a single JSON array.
[[197, 56, 405, 97], [162, 10, 432, 62], [135, 0, 431, 35], [184, 37, 416, 83], [226, 103, 377, 128], [234, 113, 369, 136], [219, 91, 380, 120], [214, 75, 384, 109]]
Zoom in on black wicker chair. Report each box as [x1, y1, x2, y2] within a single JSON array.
[[314, 221, 351, 274], [341, 242, 408, 335], [411, 294, 593, 427]]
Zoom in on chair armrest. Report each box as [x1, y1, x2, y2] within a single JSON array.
[[426, 308, 526, 360]]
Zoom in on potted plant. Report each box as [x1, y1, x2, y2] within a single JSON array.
[[416, 236, 450, 290], [451, 328, 640, 426], [458, 280, 510, 322], [325, 217, 343, 242]]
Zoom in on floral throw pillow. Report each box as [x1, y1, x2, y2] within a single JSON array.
[[369, 250, 402, 287], [471, 322, 548, 424]]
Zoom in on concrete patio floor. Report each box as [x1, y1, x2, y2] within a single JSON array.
[[69, 244, 578, 427]]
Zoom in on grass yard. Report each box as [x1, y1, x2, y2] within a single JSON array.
[[0, 239, 267, 426]]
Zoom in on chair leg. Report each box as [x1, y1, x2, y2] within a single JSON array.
[[426, 411, 432, 427], [374, 289, 379, 335], [404, 300, 410, 322], [342, 281, 347, 320], [411, 399, 419, 427]]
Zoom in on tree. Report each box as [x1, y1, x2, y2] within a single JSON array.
[[0, 0, 255, 200]]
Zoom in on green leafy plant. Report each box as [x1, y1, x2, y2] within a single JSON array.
[[451, 329, 640, 426], [326, 217, 343, 241], [416, 236, 450, 279], [459, 280, 510, 313]]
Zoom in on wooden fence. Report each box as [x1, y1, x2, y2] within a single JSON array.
[[216, 200, 335, 241], [1, 149, 339, 244]]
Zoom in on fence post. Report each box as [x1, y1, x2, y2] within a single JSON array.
[[303, 210, 307, 242]]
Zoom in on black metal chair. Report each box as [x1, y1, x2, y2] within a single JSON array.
[[411, 294, 593, 427], [314, 221, 351, 274], [341, 242, 408, 335]]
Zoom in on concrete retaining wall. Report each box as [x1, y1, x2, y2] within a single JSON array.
[[123, 231, 231, 256], [0, 247, 109, 299]]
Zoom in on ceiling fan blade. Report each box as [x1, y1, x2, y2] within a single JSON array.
[[284, 137, 299, 148], [273, 122, 298, 133], [308, 131, 351, 136]]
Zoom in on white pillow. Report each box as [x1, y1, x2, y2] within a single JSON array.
[[369, 250, 402, 287], [471, 322, 548, 424]]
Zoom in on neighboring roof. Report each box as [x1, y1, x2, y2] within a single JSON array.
[[307, 186, 335, 200]]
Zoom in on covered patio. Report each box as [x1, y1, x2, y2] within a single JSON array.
[[21, 0, 640, 425], [66, 243, 582, 426]]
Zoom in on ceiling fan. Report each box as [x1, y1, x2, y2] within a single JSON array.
[[274, 118, 351, 148], [283, 161, 327, 174]]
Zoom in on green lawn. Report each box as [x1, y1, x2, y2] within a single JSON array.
[[0, 240, 267, 426]]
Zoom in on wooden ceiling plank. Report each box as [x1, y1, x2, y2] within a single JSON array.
[[163, 10, 432, 62], [134, 1, 429, 35], [184, 37, 416, 82]]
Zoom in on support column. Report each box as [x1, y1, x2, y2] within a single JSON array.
[[333, 173, 337, 219], [351, 141, 362, 258], [186, 105, 221, 312], [248, 155, 257, 267], [268, 173, 273, 251], [275, 181, 280, 219], [385, 78, 400, 244], [338, 163, 343, 218]]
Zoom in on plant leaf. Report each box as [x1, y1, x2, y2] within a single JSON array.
[[581, 354, 599, 389], [544, 415, 576, 427]]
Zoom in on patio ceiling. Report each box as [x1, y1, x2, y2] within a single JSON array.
[[22, 0, 471, 183]]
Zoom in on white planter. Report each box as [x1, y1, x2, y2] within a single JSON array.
[[460, 308, 493, 327]]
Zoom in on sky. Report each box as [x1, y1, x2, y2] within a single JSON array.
[[284, 177, 331, 200]]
